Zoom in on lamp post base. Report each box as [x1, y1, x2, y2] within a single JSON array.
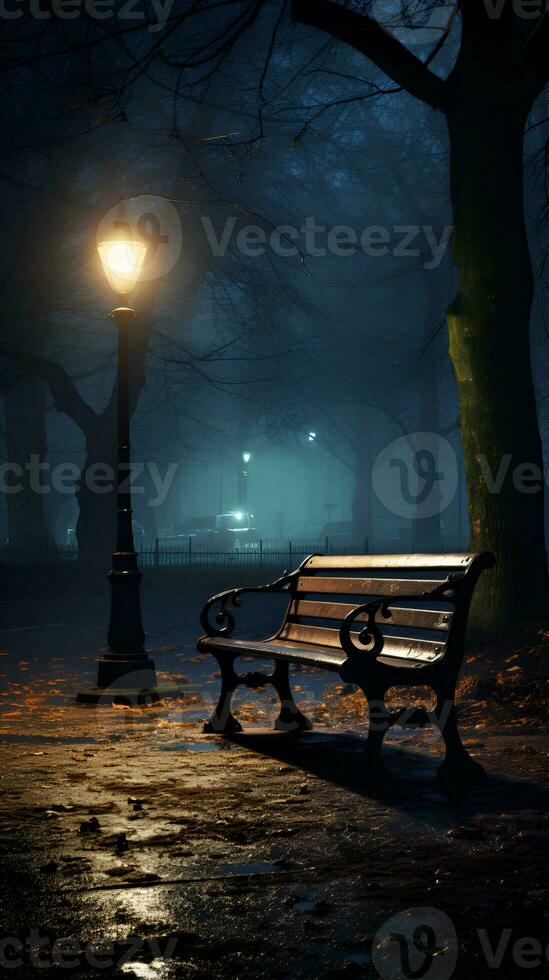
[[97, 652, 157, 688], [76, 545, 172, 706], [76, 685, 181, 707], [76, 657, 180, 706], [75, 657, 181, 706]]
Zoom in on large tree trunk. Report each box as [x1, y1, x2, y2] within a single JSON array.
[[3, 378, 49, 550], [447, 100, 547, 628]]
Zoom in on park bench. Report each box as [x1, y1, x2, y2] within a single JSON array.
[[198, 551, 495, 788]]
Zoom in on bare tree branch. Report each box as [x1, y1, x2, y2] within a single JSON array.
[[0, 345, 98, 434], [291, 0, 448, 110]]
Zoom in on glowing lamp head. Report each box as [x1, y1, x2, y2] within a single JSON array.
[[97, 240, 148, 297], [308, 431, 317, 442], [242, 452, 251, 464], [234, 512, 243, 521]]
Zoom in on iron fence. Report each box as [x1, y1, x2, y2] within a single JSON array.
[[0, 538, 368, 568], [139, 538, 368, 568]]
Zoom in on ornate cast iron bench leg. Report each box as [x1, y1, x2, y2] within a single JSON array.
[[359, 685, 395, 787], [271, 661, 312, 733], [433, 687, 486, 790], [203, 655, 312, 735], [203, 654, 243, 734]]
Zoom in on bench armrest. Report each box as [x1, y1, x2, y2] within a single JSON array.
[[200, 556, 318, 638], [338, 575, 464, 660]]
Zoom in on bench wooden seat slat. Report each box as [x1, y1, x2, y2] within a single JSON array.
[[197, 634, 436, 671], [305, 554, 474, 570], [280, 623, 445, 661], [296, 576, 441, 597], [197, 634, 346, 669], [287, 599, 452, 632]]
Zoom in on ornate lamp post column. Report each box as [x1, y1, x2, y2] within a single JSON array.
[[77, 240, 174, 705]]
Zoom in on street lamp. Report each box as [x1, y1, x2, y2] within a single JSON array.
[[77, 238, 172, 704], [239, 451, 251, 512]]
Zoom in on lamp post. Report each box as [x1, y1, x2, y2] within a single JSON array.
[[77, 239, 174, 705], [239, 451, 251, 513]]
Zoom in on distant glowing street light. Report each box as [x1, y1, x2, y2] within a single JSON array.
[[78, 235, 172, 704], [308, 431, 317, 442], [239, 451, 251, 511]]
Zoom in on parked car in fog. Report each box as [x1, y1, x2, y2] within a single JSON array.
[[214, 512, 258, 549], [159, 512, 258, 551]]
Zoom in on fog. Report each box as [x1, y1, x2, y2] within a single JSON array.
[[0, 4, 547, 568]]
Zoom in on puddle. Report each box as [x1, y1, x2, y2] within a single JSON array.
[[219, 862, 279, 876], [295, 900, 318, 914], [158, 740, 220, 752]]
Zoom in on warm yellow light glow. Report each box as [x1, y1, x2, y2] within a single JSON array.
[[97, 240, 148, 296]]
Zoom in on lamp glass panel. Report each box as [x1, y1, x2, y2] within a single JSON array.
[[98, 241, 148, 295]]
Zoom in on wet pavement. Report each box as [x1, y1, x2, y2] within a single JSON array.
[[0, 564, 548, 978]]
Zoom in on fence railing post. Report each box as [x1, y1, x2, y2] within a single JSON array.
[[325, 535, 329, 555], [154, 536, 159, 567], [259, 539, 263, 567], [188, 535, 192, 565]]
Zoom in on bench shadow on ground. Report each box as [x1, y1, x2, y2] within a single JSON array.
[[226, 729, 547, 824]]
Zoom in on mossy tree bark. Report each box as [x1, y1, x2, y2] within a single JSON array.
[[447, 98, 547, 626]]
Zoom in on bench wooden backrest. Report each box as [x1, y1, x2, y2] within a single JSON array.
[[278, 553, 493, 666]]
